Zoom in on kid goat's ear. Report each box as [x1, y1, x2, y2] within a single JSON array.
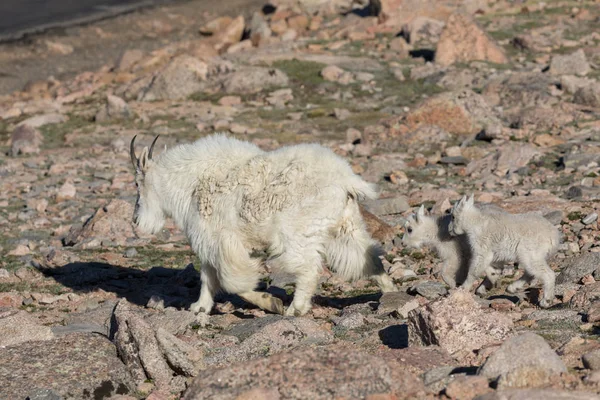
[[416, 204, 425, 221], [466, 194, 475, 206]]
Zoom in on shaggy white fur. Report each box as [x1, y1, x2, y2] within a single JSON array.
[[131, 133, 396, 325], [448, 195, 560, 308], [402, 204, 506, 293]]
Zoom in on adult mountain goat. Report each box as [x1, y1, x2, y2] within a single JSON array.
[[130, 134, 397, 325]]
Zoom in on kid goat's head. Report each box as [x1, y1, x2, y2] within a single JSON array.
[[130, 135, 165, 235], [448, 194, 475, 236], [402, 205, 435, 249]]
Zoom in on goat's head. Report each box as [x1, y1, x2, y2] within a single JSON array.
[[130, 135, 165, 234], [402, 205, 435, 248], [448, 194, 475, 236]]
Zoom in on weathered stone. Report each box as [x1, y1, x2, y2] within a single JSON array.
[[0, 309, 54, 347], [410, 281, 448, 300], [574, 82, 600, 108], [96, 95, 131, 122], [140, 55, 208, 101], [479, 333, 567, 388], [10, 124, 43, 156], [549, 49, 590, 76], [64, 199, 135, 247], [206, 317, 333, 366], [557, 253, 600, 284], [475, 389, 599, 400], [406, 90, 501, 136], [435, 13, 508, 66], [445, 376, 491, 400], [363, 196, 410, 216], [378, 292, 419, 318], [184, 344, 425, 399], [408, 290, 513, 363], [17, 113, 67, 128], [0, 333, 134, 399], [221, 67, 289, 94], [582, 349, 600, 370], [401, 16, 444, 45]]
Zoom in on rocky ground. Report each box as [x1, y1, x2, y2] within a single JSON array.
[[1, 0, 600, 399]]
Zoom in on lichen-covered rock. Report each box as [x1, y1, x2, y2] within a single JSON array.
[[0, 333, 134, 400], [408, 290, 513, 363], [479, 332, 567, 389], [139, 55, 209, 101], [435, 13, 508, 66], [0, 309, 55, 347], [184, 344, 426, 400]]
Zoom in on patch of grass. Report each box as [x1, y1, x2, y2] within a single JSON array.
[[567, 211, 583, 221], [39, 115, 93, 149], [127, 247, 196, 270], [272, 59, 328, 86]]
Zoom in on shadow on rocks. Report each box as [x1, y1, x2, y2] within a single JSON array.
[[379, 324, 409, 349], [40, 261, 202, 310]]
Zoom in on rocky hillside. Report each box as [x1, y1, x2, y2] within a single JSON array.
[[1, 0, 600, 399]]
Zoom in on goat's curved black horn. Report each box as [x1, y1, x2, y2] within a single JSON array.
[[130, 135, 138, 168], [148, 135, 160, 160]]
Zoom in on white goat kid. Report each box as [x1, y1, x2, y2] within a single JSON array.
[[402, 204, 502, 293], [402, 205, 471, 289], [448, 195, 560, 308], [129, 134, 397, 325]]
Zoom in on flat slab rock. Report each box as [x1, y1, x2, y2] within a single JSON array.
[[0, 332, 134, 399], [475, 388, 600, 400], [183, 344, 425, 400]]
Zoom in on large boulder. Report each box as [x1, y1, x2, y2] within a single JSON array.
[[139, 55, 209, 101], [435, 13, 508, 67], [0, 333, 135, 399], [405, 89, 501, 136], [9, 124, 43, 156], [408, 290, 513, 363], [0, 309, 54, 347], [478, 333, 567, 389], [184, 344, 426, 399]]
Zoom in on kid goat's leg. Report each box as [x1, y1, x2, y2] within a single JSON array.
[[460, 252, 492, 292]]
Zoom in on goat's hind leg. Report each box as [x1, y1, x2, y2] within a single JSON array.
[[239, 291, 285, 315], [521, 256, 555, 308], [190, 263, 219, 327]]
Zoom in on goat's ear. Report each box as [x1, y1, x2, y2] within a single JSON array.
[[138, 147, 150, 173], [466, 194, 475, 207], [416, 204, 425, 220]]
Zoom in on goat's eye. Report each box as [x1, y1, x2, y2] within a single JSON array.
[[407, 227, 413, 233]]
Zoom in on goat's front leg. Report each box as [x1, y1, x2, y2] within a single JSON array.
[[459, 252, 490, 292], [190, 264, 219, 327]]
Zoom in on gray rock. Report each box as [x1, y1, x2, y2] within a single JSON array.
[[10, 124, 43, 156], [582, 213, 598, 225], [113, 300, 178, 390], [475, 389, 599, 400], [96, 94, 131, 122], [362, 196, 410, 216], [123, 247, 138, 258], [582, 349, 600, 370], [206, 317, 333, 367], [574, 82, 600, 108], [147, 307, 197, 336], [410, 281, 448, 300], [378, 291, 418, 317], [479, 333, 567, 388], [140, 55, 208, 101], [440, 156, 469, 165], [409, 291, 513, 361], [0, 309, 54, 347], [543, 210, 563, 225], [221, 67, 289, 94], [556, 253, 600, 284], [332, 311, 366, 329], [156, 327, 202, 377], [184, 345, 425, 400], [549, 49, 591, 76], [0, 268, 10, 280], [17, 113, 67, 128], [0, 333, 134, 400]]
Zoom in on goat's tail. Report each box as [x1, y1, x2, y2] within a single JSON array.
[[344, 175, 378, 202], [324, 195, 385, 282]]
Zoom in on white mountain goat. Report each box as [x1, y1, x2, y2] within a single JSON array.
[[401, 204, 504, 292], [129, 134, 397, 325], [448, 195, 560, 308]]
